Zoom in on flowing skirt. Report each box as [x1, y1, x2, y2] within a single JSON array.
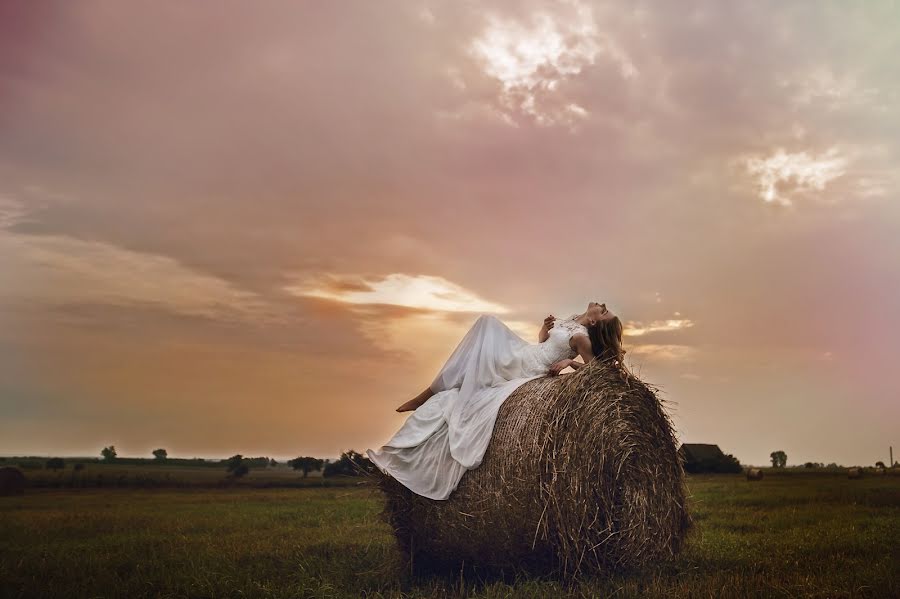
[[366, 315, 546, 500]]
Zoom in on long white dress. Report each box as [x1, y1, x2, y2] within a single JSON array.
[[366, 313, 589, 500]]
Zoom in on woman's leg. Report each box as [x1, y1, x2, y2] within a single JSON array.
[[394, 315, 495, 412], [429, 315, 491, 391], [395, 385, 436, 412]]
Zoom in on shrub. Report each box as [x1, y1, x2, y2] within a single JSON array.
[[224, 455, 250, 478], [323, 450, 376, 477], [288, 456, 324, 477]]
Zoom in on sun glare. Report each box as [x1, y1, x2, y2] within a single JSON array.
[[624, 318, 695, 337], [286, 273, 510, 314]]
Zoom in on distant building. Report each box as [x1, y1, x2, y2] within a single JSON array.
[[678, 443, 742, 474], [679, 443, 724, 463]]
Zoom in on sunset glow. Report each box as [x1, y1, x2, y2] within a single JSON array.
[[1, 1, 897, 468], [286, 273, 510, 314], [624, 318, 695, 337]]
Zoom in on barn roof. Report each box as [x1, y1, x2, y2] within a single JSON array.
[[679, 443, 725, 462]]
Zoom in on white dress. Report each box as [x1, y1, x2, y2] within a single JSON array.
[[366, 313, 589, 500]]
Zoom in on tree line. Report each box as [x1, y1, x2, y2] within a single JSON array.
[[95, 446, 376, 478]]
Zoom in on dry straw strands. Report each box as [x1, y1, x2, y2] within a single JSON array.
[[372, 360, 691, 579]]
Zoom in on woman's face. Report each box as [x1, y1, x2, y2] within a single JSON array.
[[587, 301, 614, 324]]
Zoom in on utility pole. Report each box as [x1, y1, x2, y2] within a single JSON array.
[[891, 446, 894, 468]]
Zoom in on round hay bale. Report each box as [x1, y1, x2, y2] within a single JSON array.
[[0, 466, 26, 496], [374, 360, 691, 579], [746, 468, 764, 481], [847, 467, 862, 479]]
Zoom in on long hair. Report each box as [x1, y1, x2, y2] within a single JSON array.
[[586, 315, 627, 371]]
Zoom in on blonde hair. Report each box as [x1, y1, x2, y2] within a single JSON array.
[[586, 315, 627, 371]]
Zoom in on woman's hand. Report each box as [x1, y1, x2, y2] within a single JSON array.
[[548, 358, 572, 376], [538, 314, 556, 343]]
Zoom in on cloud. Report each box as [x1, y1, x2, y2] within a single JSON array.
[[627, 344, 697, 361], [285, 272, 510, 314], [0, 1, 897, 466], [744, 147, 848, 206], [785, 66, 880, 111], [0, 195, 29, 227], [0, 195, 276, 324], [467, 0, 635, 127], [624, 318, 695, 337]]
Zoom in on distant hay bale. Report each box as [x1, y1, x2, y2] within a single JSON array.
[[746, 468, 764, 481], [847, 467, 862, 479], [0, 467, 26, 496], [373, 360, 691, 579]]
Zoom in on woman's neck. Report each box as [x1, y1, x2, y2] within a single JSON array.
[[574, 312, 589, 326]]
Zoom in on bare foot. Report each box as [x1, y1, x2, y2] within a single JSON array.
[[395, 398, 422, 412], [396, 386, 436, 412]]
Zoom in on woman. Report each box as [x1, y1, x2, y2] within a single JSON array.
[[365, 301, 625, 500]]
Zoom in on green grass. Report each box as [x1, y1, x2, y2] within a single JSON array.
[[12, 462, 365, 490], [1, 473, 898, 598]]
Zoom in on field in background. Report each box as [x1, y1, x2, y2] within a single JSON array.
[[1, 458, 344, 489], [1, 472, 898, 598]]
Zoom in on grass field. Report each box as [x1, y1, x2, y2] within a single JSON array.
[[1, 472, 898, 598], [8, 460, 332, 489]]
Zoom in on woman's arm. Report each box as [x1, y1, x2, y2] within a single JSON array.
[[539, 325, 549, 343], [571, 334, 595, 368], [549, 335, 594, 375], [538, 314, 555, 343]]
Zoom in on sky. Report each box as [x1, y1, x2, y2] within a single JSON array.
[[1, 1, 898, 467]]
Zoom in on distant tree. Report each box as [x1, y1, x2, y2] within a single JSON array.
[[269, 458, 278, 467], [101, 446, 117, 462], [804, 462, 815, 468], [245, 457, 271, 469], [152, 448, 168, 461], [684, 452, 742, 474], [288, 456, 324, 477], [323, 450, 376, 477], [770, 450, 787, 468], [224, 454, 249, 478], [875, 461, 886, 469], [46, 457, 65, 470]]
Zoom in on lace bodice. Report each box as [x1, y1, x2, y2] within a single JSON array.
[[516, 313, 589, 377], [555, 313, 590, 339]]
